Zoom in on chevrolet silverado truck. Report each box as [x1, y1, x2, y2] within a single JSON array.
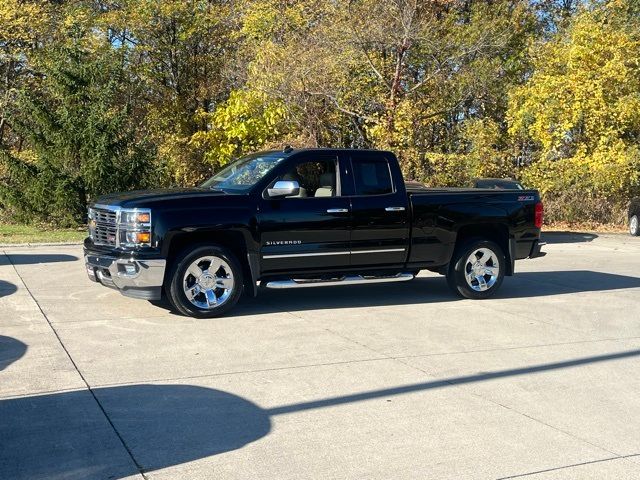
[[84, 148, 545, 318]]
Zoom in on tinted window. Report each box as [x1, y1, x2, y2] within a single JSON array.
[[352, 159, 393, 195], [273, 159, 337, 198]]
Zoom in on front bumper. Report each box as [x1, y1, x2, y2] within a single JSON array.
[[85, 251, 166, 300]]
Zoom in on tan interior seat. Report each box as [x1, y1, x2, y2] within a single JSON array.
[[315, 173, 335, 197]]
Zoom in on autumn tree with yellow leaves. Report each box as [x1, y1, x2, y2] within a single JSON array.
[[0, 0, 637, 226], [509, 0, 640, 223]]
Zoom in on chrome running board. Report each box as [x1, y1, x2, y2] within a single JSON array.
[[264, 273, 415, 289]]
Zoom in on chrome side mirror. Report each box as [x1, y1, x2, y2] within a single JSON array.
[[268, 180, 300, 198]]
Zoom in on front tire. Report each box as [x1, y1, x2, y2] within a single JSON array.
[[630, 215, 639, 236], [446, 239, 505, 299], [167, 245, 243, 318]]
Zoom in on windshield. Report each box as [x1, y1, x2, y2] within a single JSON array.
[[200, 153, 286, 192]]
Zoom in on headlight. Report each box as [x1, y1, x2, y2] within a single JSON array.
[[121, 211, 151, 224], [87, 208, 96, 241], [117, 208, 152, 247]]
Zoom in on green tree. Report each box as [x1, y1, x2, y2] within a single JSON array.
[[0, 44, 156, 225], [103, 0, 240, 184]]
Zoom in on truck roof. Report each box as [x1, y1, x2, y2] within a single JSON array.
[[261, 147, 395, 157]]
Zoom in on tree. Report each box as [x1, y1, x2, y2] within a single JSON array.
[[508, 0, 640, 222], [0, 44, 155, 225], [103, 0, 241, 184], [240, 0, 536, 181], [0, 0, 52, 148]]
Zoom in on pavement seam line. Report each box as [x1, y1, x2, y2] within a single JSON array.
[[5, 251, 148, 480], [393, 336, 640, 359], [83, 334, 640, 388], [495, 453, 640, 479], [472, 296, 592, 336], [90, 356, 392, 388], [285, 310, 396, 361], [285, 304, 634, 467], [392, 354, 633, 466]]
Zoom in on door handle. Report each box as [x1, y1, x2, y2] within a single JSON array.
[[385, 206, 406, 212], [326, 208, 349, 213]]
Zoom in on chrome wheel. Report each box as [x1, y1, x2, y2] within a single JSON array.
[[630, 215, 639, 236], [464, 248, 500, 292], [182, 255, 235, 310]]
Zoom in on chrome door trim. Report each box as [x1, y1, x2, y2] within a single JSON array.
[[351, 248, 406, 254], [385, 206, 406, 211], [263, 251, 351, 259], [262, 247, 406, 259]]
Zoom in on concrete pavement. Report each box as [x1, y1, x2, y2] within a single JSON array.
[[1, 232, 640, 479]]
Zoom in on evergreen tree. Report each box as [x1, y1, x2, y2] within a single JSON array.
[[1, 44, 156, 225]]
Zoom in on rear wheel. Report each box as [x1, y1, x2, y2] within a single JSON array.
[[167, 245, 243, 318], [630, 215, 639, 236], [447, 239, 505, 299]]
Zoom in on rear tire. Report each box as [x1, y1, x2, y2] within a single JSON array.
[[446, 239, 505, 299], [167, 245, 243, 318], [630, 215, 639, 236]]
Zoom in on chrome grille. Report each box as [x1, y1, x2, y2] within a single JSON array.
[[91, 207, 118, 246]]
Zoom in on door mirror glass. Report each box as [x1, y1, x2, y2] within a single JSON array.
[[268, 180, 300, 198]]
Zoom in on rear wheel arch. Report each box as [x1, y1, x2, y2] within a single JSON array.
[[454, 223, 512, 275], [446, 237, 506, 299]]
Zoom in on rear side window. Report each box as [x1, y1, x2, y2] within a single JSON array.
[[352, 159, 393, 195]]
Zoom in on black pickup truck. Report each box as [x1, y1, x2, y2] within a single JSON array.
[[84, 148, 545, 318]]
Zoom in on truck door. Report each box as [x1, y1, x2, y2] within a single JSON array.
[[348, 151, 410, 267], [258, 153, 352, 274]]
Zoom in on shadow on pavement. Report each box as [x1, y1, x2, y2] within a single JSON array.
[[218, 270, 640, 316], [499, 270, 640, 297], [0, 280, 18, 298], [2, 349, 640, 479], [0, 385, 271, 480], [5, 254, 79, 265], [542, 231, 598, 244], [0, 335, 27, 371]]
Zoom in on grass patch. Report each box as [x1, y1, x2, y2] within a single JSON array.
[[0, 223, 86, 244]]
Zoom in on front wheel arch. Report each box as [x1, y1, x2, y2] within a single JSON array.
[[166, 244, 244, 318], [162, 230, 255, 297]]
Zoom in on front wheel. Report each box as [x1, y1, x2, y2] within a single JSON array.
[[446, 239, 505, 299], [167, 245, 243, 318], [630, 215, 639, 236]]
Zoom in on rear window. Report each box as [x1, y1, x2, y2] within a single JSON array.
[[352, 159, 393, 195]]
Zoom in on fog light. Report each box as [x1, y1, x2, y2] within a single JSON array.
[[124, 264, 137, 275], [136, 232, 151, 243], [125, 231, 151, 245]]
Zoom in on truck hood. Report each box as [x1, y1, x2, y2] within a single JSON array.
[[93, 188, 228, 208]]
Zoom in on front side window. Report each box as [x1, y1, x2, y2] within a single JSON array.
[[271, 160, 338, 198], [201, 153, 286, 193], [352, 159, 393, 195]]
